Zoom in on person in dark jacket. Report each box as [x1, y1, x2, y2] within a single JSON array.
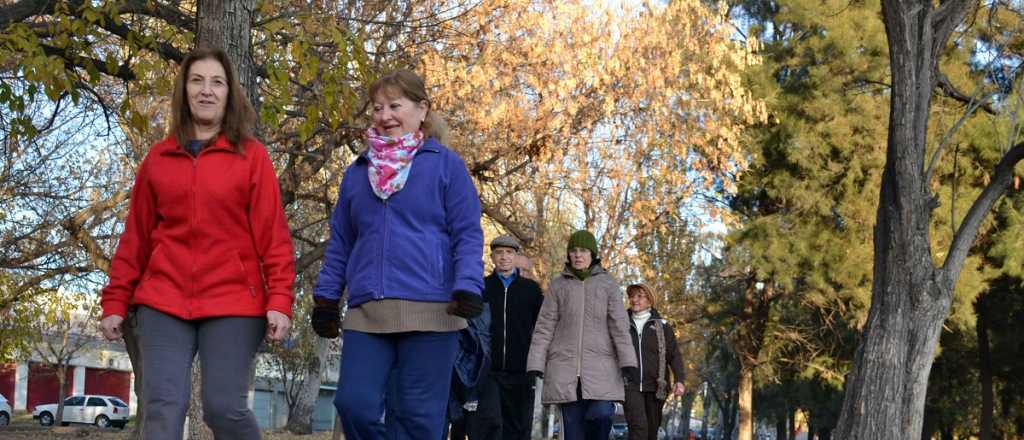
[[445, 303, 500, 440], [310, 69, 485, 440], [479, 234, 544, 440], [623, 283, 686, 440]]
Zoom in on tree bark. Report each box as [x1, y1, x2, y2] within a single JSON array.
[[123, 309, 145, 439], [831, 0, 1013, 438], [285, 337, 329, 434], [737, 365, 753, 440], [196, 0, 258, 108], [978, 296, 995, 440], [187, 360, 214, 440]]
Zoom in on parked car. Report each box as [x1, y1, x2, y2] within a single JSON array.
[[32, 394, 130, 428], [0, 392, 11, 426]]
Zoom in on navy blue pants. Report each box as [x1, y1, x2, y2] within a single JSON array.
[[334, 329, 459, 440], [559, 399, 615, 440]]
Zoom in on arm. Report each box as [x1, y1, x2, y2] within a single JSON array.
[[444, 151, 484, 296], [665, 321, 686, 384], [249, 144, 297, 318], [526, 283, 559, 374], [101, 156, 158, 319], [314, 167, 357, 301], [607, 283, 637, 368]]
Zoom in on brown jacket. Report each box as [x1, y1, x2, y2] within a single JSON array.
[[527, 264, 638, 404]]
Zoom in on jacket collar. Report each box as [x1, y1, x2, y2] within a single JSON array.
[[357, 136, 442, 162], [628, 307, 663, 321], [158, 134, 240, 156], [560, 262, 607, 280]]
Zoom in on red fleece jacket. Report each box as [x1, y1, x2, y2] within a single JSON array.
[[101, 135, 296, 320]]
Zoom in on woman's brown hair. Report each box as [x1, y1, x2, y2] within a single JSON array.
[[368, 69, 450, 145], [626, 283, 657, 309], [169, 47, 256, 151]]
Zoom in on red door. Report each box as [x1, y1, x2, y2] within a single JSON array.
[[0, 363, 15, 402], [83, 368, 130, 405], [26, 362, 74, 410]]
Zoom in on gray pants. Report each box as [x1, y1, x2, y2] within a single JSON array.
[[138, 305, 265, 440]]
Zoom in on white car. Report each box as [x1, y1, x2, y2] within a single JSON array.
[[32, 394, 130, 428], [0, 392, 11, 426]]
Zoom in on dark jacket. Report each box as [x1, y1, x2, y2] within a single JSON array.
[[627, 308, 685, 397], [449, 305, 492, 421], [483, 270, 543, 373], [314, 137, 485, 306]]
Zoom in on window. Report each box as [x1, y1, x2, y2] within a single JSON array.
[[64, 396, 85, 407], [109, 398, 128, 408], [87, 397, 107, 407]]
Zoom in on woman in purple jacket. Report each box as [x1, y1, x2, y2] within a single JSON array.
[[310, 69, 485, 440]]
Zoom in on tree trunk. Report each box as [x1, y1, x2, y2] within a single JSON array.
[[978, 296, 995, 440], [788, 409, 797, 440], [196, 0, 258, 108], [701, 391, 710, 440], [123, 308, 145, 439], [679, 392, 695, 440], [285, 337, 329, 434], [737, 365, 753, 440], [187, 359, 214, 440], [55, 367, 67, 425], [776, 417, 787, 440], [832, 0, 985, 438]]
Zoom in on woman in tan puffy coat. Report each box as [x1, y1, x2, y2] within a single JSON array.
[[527, 230, 638, 440]]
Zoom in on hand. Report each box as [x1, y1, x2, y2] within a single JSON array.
[[527, 370, 544, 382], [266, 310, 291, 342], [100, 315, 124, 341], [673, 382, 686, 396], [622, 366, 640, 386], [311, 297, 341, 338], [447, 290, 483, 318]]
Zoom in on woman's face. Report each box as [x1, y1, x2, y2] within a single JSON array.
[[186, 58, 228, 127], [372, 89, 428, 138], [629, 291, 651, 312], [568, 247, 592, 271]]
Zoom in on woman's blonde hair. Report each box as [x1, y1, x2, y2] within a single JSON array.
[[368, 69, 449, 145], [626, 283, 657, 309]]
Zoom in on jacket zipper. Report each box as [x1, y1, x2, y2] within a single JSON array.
[[576, 277, 586, 381], [378, 199, 389, 299], [189, 155, 198, 316], [638, 321, 646, 392], [502, 282, 509, 370]]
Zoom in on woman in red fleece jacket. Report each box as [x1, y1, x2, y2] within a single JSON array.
[[99, 48, 295, 440]]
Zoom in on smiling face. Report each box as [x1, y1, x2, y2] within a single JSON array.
[[186, 58, 228, 130], [629, 290, 651, 313], [371, 88, 428, 138], [491, 246, 518, 275]]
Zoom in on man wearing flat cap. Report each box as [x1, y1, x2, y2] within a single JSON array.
[[476, 234, 544, 440]]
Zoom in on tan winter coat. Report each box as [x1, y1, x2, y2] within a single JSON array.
[[527, 264, 638, 404]]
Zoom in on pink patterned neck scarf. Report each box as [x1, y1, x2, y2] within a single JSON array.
[[365, 128, 424, 200]]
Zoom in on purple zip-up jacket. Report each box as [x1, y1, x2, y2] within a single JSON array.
[[314, 137, 484, 306]]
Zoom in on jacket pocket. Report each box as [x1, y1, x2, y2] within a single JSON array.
[[144, 244, 166, 280], [233, 249, 258, 297]]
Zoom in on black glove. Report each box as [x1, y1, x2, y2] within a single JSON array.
[[527, 370, 544, 382], [622, 366, 640, 386], [447, 290, 484, 318], [310, 297, 341, 338]]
